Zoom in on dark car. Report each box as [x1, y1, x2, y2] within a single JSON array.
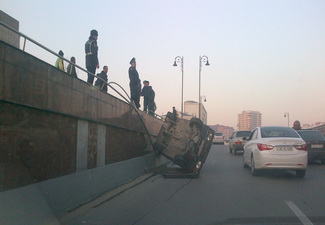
[[154, 112, 215, 176], [297, 130, 325, 164], [229, 130, 252, 155]]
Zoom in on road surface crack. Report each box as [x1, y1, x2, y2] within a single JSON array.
[[132, 179, 192, 225]]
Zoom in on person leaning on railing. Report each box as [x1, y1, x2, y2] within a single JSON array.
[[95, 66, 108, 92], [67, 56, 78, 78], [55, 50, 64, 71]]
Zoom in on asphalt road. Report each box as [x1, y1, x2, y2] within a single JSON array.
[[65, 145, 325, 225]]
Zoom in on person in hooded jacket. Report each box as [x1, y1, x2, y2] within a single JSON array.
[[85, 29, 99, 85]]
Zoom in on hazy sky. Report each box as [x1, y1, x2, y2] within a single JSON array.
[[2, 0, 325, 128]]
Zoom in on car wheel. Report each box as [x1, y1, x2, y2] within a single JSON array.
[[296, 170, 306, 178], [243, 157, 249, 168], [251, 156, 258, 176]]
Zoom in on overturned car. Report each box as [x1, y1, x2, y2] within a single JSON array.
[[154, 112, 215, 176]]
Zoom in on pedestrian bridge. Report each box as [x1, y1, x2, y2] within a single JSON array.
[[0, 38, 168, 224]]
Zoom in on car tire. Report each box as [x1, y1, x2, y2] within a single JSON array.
[[189, 117, 203, 129], [251, 156, 258, 176], [296, 170, 306, 178]]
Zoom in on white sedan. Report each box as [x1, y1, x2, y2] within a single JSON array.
[[243, 126, 307, 178]]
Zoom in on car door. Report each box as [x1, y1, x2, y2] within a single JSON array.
[[243, 128, 259, 166]]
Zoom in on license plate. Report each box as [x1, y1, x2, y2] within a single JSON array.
[[277, 146, 293, 151], [311, 144, 323, 148]]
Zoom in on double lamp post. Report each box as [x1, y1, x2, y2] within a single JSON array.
[[173, 55, 210, 120]]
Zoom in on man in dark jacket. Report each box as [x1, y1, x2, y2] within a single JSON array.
[[141, 80, 153, 112], [128, 58, 141, 108], [94, 66, 108, 92], [85, 29, 99, 85]]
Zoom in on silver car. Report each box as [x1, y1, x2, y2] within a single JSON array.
[[229, 130, 252, 155]]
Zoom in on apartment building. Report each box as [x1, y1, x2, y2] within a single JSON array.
[[238, 110, 262, 131]]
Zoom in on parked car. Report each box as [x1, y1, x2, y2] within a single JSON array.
[[243, 126, 307, 178], [297, 130, 325, 164], [229, 130, 252, 155], [213, 132, 224, 145]]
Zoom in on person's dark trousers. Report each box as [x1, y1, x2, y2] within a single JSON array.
[[143, 98, 149, 112], [131, 95, 140, 109], [148, 101, 155, 115], [87, 66, 96, 84]]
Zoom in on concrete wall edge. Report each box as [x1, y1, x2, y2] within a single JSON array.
[[0, 153, 169, 223]]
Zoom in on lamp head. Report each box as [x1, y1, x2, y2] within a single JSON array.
[[173, 61, 177, 67], [205, 60, 210, 66]]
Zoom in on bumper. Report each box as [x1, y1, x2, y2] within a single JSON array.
[[233, 144, 244, 151], [308, 151, 325, 161], [254, 153, 307, 170]]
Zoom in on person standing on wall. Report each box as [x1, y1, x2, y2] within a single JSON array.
[[128, 57, 141, 109], [95, 65, 108, 92], [85, 29, 99, 85], [67, 56, 78, 78], [141, 80, 153, 113], [148, 86, 156, 116], [55, 50, 64, 71]]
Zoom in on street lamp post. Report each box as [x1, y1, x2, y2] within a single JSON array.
[[284, 112, 290, 127], [173, 56, 184, 118], [199, 55, 210, 120]]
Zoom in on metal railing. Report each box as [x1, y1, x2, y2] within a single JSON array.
[[0, 21, 132, 104], [0, 21, 160, 147]]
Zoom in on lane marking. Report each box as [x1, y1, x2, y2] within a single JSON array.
[[285, 201, 314, 225]]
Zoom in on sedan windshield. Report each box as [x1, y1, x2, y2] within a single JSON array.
[[261, 127, 300, 138], [298, 131, 325, 141]]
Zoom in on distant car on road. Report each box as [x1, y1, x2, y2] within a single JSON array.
[[229, 130, 252, 155], [297, 130, 325, 164], [243, 126, 307, 178], [213, 132, 224, 145]]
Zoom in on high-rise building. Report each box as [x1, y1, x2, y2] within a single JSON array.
[[183, 100, 207, 124], [238, 110, 262, 131]]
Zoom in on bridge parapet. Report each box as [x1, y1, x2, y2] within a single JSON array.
[[0, 40, 164, 192]]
